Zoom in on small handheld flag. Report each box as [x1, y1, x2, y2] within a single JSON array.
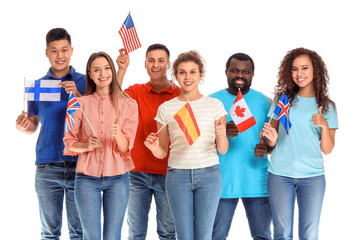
[[24, 79, 61, 101], [273, 94, 292, 134], [65, 92, 81, 132], [174, 102, 201, 145], [65, 92, 97, 135], [229, 89, 256, 133], [119, 13, 141, 53]]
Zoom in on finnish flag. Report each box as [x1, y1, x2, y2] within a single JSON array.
[[25, 79, 61, 101]]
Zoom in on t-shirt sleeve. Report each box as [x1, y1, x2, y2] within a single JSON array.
[[154, 103, 167, 125], [124, 86, 135, 99], [214, 99, 227, 120], [325, 103, 339, 129]]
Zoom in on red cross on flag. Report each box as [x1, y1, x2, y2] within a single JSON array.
[[229, 89, 256, 133]]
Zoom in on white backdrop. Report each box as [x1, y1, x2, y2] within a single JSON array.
[[1, 0, 358, 239]]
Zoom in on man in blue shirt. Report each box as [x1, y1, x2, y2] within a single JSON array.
[[16, 28, 86, 240], [210, 53, 272, 240]]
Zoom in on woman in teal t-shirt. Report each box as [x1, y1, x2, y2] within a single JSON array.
[[261, 48, 338, 240]]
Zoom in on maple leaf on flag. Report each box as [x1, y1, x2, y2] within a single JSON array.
[[234, 105, 246, 118]]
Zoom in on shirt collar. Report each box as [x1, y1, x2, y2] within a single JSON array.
[[45, 66, 76, 80], [145, 80, 178, 94], [93, 92, 112, 101]]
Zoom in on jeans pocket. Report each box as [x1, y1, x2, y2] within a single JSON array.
[[36, 163, 49, 171], [204, 164, 220, 173], [167, 167, 178, 174]]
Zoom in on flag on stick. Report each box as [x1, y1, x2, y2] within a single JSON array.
[[173, 102, 201, 145], [65, 92, 81, 132], [65, 92, 97, 134], [230, 89, 256, 133], [119, 13, 141, 53], [273, 93, 292, 134], [24, 79, 61, 101]]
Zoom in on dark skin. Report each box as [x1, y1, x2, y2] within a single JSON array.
[[225, 58, 268, 158]]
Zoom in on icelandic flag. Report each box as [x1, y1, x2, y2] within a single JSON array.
[[65, 92, 81, 132], [24, 79, 61, 101], [273, 94, 292, 134], [229, 89, 256, 133]]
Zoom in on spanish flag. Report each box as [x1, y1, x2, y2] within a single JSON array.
[[173, 102, 201, 145]]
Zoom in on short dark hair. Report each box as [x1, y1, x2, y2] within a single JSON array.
[[46, 28, 71, 46], [226, 53, 255, 72], [146, 43, 170, 59]]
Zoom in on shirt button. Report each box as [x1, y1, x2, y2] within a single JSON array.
[[100, 160, 103, 164]]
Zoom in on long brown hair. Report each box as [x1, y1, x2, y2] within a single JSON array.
[[275, 47, 334, 113], [85, 51, 127, 117]]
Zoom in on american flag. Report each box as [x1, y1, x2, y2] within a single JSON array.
[[119, 13, 141, 53], [65, 92, 81, 132], [273, 94, 292, 134]]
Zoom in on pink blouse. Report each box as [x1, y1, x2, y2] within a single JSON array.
[[63, 92, 138, 177]]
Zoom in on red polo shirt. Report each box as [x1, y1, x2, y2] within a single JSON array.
[[125, 81, 181, 174]]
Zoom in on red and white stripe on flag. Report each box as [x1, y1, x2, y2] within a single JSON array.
[[119, 13, 141, 53], [229, 89, 256, 133]]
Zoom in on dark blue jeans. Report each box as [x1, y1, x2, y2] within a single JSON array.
[[212, 197, 272, 240], [35, 161, 82, 240]]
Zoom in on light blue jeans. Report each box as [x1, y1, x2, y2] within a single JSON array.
[[35, 161, 82, 240], [75, 173, 129, 240], [212, 197, 272, 240], [267, 173, 325, 240], [165, 165, 222, 240], [127, 171, 175, 240]]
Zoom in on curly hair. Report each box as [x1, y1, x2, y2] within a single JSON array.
[[275, 47, 334, 113]]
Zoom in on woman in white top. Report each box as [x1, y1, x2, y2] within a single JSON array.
[[145, 50, 228, 240]]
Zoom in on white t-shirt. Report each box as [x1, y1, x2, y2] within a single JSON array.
[[155, 96, 227, 169]]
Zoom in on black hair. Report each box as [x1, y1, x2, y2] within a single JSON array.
[[226, 53, 255, 72], [146, 43, 170, 59], [46, 28, 71, 46]]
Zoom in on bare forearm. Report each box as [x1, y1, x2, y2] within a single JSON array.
[[69, 142, 90, 153], [320, 128, 336, 155], [115, 133, 129, 153], [216, 135, 229, 155]]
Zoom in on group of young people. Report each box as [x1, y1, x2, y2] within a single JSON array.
[[16, 28, 338, 240]]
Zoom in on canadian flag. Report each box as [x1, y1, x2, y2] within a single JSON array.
[[229, 89, 256, 133]]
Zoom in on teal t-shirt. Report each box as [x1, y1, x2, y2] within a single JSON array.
[[267, 95, 338, 178], [210, 89, 271, 198]]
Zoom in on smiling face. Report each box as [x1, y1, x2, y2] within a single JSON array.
[[46, 40, 73, 78], [89, 57, 113, 93], [226, 58, 254, 95], [175, 61, 202, 94], [145, 49, 170, 82], [291, 54, 314, 95]]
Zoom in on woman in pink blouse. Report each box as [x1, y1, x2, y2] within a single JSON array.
[[63, 52, 138, 240]]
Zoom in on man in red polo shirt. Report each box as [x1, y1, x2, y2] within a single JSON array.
[[117, 44, 180, 239]]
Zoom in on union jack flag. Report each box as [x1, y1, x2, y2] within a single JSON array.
[[119, 13, 141, 53], [65, 92, 81, 132], [274, 94, 292, 134]]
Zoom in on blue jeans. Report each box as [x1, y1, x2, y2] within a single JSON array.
[[267, 173, 326, 240], [35, 161, 82, 240], [75, 173, 129, 240], [165, 165, 222, 240], [127, 171, 175, 240], [212, 197, 272, 240]]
